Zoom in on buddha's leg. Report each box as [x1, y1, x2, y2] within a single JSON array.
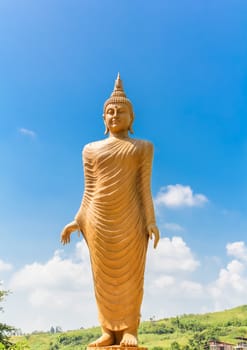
[[120, 326, 138, 347], [88, 326, 114, 347]]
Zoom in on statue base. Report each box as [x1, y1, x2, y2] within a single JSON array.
[[87, 347, 147, 350]]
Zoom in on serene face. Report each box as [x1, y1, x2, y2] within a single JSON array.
[[104, 103, 132, 135]]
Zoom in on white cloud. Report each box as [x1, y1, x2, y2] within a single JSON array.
[[151, 275, 175, 289], [4, 237, 201, 332], [155, 184, 208, 208], [227, 241, 247, 262], [180, 280, 203, 296], [143, 237, 203, 320], [147, 236, 200, 273], [208, 260, 247, 310], [0, 259, 12, 272], [5, 242, 96, 332], [4, 239, 247, 334], [208, 242, 247, 311], [144, 240, 247, 320], [18, 128, 36, 138], [9, 249, 91, 293]]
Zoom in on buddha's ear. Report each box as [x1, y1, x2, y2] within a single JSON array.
[[103, 114, 109, 135], [128, 114, 134, 134]]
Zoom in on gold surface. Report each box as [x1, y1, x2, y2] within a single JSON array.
[[61, 74, 159, 347]]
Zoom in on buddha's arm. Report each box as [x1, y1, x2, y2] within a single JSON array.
[[61, 147, 91, 245], [61, 220, 80, 245], [74, 146, 94, 231], [139, 141, 159, 248], [61, 149, 89, 245]]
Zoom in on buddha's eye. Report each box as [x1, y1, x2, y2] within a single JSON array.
[[107, 109, 114, 115]]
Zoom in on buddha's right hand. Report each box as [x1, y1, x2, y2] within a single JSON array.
[[60, 220, 80, 245]]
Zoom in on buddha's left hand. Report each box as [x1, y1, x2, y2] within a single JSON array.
[[147, 224, 160, 249]]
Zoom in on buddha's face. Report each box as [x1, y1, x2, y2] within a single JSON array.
[[104, 103, 132, 135]]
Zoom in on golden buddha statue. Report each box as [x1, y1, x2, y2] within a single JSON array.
[[61, 74, 159, 348]]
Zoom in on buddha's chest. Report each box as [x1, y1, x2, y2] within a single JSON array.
[[85, 142, 141, 172]]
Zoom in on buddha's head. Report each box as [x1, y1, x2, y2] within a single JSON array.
[[103, 73, 134, 135]]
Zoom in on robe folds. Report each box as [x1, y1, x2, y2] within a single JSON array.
[[75, 136, 156, 331]]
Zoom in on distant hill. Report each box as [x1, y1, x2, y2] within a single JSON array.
[[12, 305, 247, 350]]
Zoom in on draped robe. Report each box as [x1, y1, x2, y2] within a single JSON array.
[[75, 136, 156, 331]]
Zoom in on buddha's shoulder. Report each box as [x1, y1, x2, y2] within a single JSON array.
[[82, 139, 108, 153], [82, 138, 153, 154], [132, 138, 154, 152]]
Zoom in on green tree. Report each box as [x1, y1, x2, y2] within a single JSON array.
[[182, 346, 190, 350], [188, 332, 209, 350], [0, 289, 16, 349], [170, 341, 181, 350], [10, 341, 30, 350]]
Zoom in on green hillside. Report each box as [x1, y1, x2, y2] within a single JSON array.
[[12, 305, 247, 350]]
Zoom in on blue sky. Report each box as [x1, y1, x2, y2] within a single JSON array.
[[0, 0, 247, 333]]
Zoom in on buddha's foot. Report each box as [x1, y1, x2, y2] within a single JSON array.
[[120, 333, 138, 347], [88, 332, 114, 347]]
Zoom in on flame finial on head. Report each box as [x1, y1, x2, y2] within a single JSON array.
[[103, 73, 134, 118], [112, 73, 124, 95]]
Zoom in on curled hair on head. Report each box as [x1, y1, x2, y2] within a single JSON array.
[[102, 74, 135, 135], [103, 73, 134, 119]]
